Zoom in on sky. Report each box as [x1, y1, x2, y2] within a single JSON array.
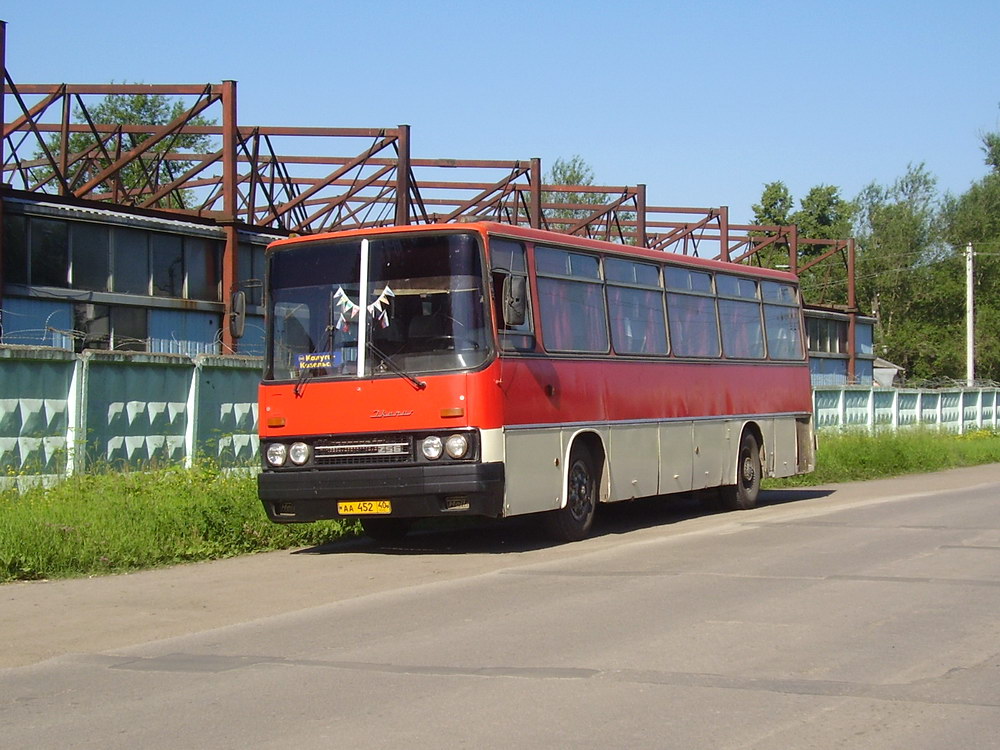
[[3, 0, 999, 225]]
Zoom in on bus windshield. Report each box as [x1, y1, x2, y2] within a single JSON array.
[[266, 232, 491, 381]]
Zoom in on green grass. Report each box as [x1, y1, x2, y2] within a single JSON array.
[[764, 427, 1000, 488], [0, 461, 355, 583], [3, 429, 1000, 583]]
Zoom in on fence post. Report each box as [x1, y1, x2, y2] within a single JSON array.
[[76, 354, 90, 473], [65, 356, 82, 475], [184, 357, 199, 469], [957, 390, 965, 434]]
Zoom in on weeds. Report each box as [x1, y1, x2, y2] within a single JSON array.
[[0, 460, 354, 583], [765, 427, 1000, 488]]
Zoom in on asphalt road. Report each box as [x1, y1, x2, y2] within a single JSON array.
[[2, 465, 999, 749]]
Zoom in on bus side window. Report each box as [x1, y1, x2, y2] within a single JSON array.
[[761, 281, 804, 360], [490, 238, 534, 351]]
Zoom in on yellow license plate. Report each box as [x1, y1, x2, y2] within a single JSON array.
[[338, 500, 392, 515]]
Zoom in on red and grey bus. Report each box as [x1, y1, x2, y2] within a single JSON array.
[[255, 222, 814, 542]]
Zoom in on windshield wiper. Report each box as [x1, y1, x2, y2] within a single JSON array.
[[295, 293, 338, 397], [368, 342, 426, 390], [293, 365, 315, 397]]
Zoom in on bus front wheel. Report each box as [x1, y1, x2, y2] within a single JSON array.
[[543, 444, 598, 542], [719, 432, 761, 511]]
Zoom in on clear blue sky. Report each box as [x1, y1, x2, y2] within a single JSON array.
[[3, 0, 998, 224]]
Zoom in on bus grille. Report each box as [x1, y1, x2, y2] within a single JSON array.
[[313, 437, 413, 466]]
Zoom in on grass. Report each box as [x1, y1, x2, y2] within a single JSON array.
[[3, 429, 1000, 583], [0, 460, 355, 583], [764, 427, 1000, 488]]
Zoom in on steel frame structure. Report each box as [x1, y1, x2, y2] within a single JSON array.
[[0, 20, 859, 374]]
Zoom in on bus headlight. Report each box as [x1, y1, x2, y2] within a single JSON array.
[[445, 434, 469, 459], [289, 442, 310, 465], [421, 435, 444, 460], [266, 443, 287, 467]]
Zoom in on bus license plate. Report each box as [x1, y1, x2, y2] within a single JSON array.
[[338, 500, 392, 515]]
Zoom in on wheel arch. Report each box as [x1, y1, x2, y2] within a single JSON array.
[[734, 420, 765, 483], [561, 429, 608, 509]]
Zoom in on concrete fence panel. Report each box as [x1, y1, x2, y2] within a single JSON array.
[[82, 352, 192, 470], [813, 386, 1000, 433], [0, 347, 75, 478], [0, 346, 261, 487]]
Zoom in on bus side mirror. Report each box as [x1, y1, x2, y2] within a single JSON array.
[[503, 275, 527, 327], [229, 290, 247, 340]]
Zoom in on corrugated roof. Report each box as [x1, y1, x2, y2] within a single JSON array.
[[4, 196, 283, 244]]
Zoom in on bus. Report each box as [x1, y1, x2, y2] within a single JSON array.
[[254, 221, 815, 542]]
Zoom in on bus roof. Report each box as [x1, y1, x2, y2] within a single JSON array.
[[267, 221, 801, 284]]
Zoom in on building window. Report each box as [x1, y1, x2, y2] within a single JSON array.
[[112, 307, 148, 351], [238, 242, 266, 306], [74, 303, 110, 351], [151, 232, 184, 297], [72, 223, 110, 292], [186, 237, 220, 301], [72, 303, 149, 352], [30, 218, 68, 287], [112, 227, 150, 295], [2, 214, 28, 285]]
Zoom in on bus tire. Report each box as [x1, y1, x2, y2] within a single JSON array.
[[719, 431, 761, 511], [361, 517, 412, 545], [543, 443, 598, 542]]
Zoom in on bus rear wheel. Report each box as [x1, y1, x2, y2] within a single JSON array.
[[361, 517, 413, 545], [718, 431, 761, 511], [543, 444, 598, 542]]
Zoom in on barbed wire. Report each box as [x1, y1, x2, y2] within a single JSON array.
[[902, 376, 1000, 389]]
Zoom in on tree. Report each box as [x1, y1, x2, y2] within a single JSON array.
[[751, 180, 793, 227], [941, 129, 1000, 383], [981, 105, 1000, 173], [747, 125, 1000, 383], [792, 184, 857, 246], [750, 181, 795, 268], [852, 163, 949, 378], [33, 89, 217, 209], [749, 181, 857, 305], [542, 155, 600, 221], [542, 155, 636, 242], [982, 132, 1000, 173]]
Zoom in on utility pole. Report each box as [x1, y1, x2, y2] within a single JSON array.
[[967, 242, 975, 386]]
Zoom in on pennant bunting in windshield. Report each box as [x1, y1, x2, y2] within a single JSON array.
[[368, 286, 395, 328], [332, 286, 395, 331]]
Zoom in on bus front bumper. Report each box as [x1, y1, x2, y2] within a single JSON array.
[[258, 462, 505, 522]]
